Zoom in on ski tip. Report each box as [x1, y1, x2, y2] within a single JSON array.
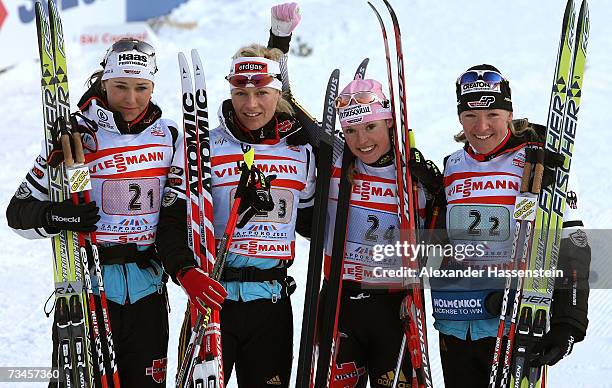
[[191, 48, 201, 62], [578, 0, 590, 35], [178, 52, 189, 68], [329, 69, 341, 86]]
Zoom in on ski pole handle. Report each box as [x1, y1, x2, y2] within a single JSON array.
[[61, 131, 74, 167], [520, 149, 533, 193], [72, 131, 85, 165], [532, 148, 545, 194]]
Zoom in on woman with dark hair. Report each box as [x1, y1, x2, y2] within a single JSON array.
[[6, 38, 226, 387]]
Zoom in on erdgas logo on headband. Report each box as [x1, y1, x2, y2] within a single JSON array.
[[235, 62, 267, 73], [227, 56, 282, 91]]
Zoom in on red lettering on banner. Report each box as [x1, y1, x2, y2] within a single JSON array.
[[80, 34, 99, 45], [0, 1, 8, 32]]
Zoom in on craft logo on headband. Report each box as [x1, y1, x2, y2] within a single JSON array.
[[235, 62, 267, 73], [467, 95, 496, 108]]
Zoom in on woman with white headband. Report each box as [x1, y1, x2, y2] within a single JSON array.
[[164, 12, 315, 386], [6, 38, 218, 387]]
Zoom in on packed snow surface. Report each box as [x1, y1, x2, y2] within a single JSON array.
[[1, 0, 611, 386]]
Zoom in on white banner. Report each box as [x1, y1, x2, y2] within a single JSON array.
[[78, 22, 157, 50], [0, 0, 127, 70]]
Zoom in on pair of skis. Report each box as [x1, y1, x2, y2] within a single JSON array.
[[292, 58, 373, 387], [176, 50, 257, 388], [313, 64, 365, 388], [488, 1, 590, 387], [368, 1, 433, 387], [35, 1, 120, 387], [293, 62, 340, 386], [176, 50, 223, 388]]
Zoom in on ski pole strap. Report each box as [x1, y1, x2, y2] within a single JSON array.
[[95, 243, 158, 268], [221, 266, 287, 282], [221, 268, 296, 297]]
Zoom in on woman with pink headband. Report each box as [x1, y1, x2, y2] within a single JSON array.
[[318, 78, 442, 387]]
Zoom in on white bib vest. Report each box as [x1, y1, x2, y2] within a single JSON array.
[[210, 124, 315, 261], [325, 155, 426, 288], [81, 101, 184, 247]]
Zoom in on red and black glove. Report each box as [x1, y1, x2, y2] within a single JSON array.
[[177, 267, 228, 313]]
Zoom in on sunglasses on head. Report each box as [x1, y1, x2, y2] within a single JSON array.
[[458, 70, 504, 85], [335, 91, 387, 109], [226, 73, 281, 88]]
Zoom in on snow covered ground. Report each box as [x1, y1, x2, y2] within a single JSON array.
[[1, 0, 611, 386]]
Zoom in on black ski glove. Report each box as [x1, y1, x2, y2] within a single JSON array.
[[529, 323, 577, 367], [48, 113, 98, 168], [541, 149, 566, 189], [43, 199, 100, 233], [235, 165, 276, 228], [409, 148, 443, 193]]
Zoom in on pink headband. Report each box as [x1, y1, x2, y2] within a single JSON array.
[[338, 79, 392, 128]]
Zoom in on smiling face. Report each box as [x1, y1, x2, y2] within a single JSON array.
[[342, 119, 393, 164], [230, 87, 281, 130], [459, 109, 513, 154], [103, 77, 153, 122]]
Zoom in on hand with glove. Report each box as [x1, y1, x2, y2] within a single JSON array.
[[236, 165, 276, 228], [177, 267, 228, 314], [541, 149, 566, 188], [529, 323, 578, 367], [271, 2, 301, 37], [47, 113, 99, 168], [43, 199, 100, 233], [409, 148, 443, 194], [516, 120, 566, 190]]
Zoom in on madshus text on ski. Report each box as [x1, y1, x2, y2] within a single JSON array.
[[4, 0, 591, 388]]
